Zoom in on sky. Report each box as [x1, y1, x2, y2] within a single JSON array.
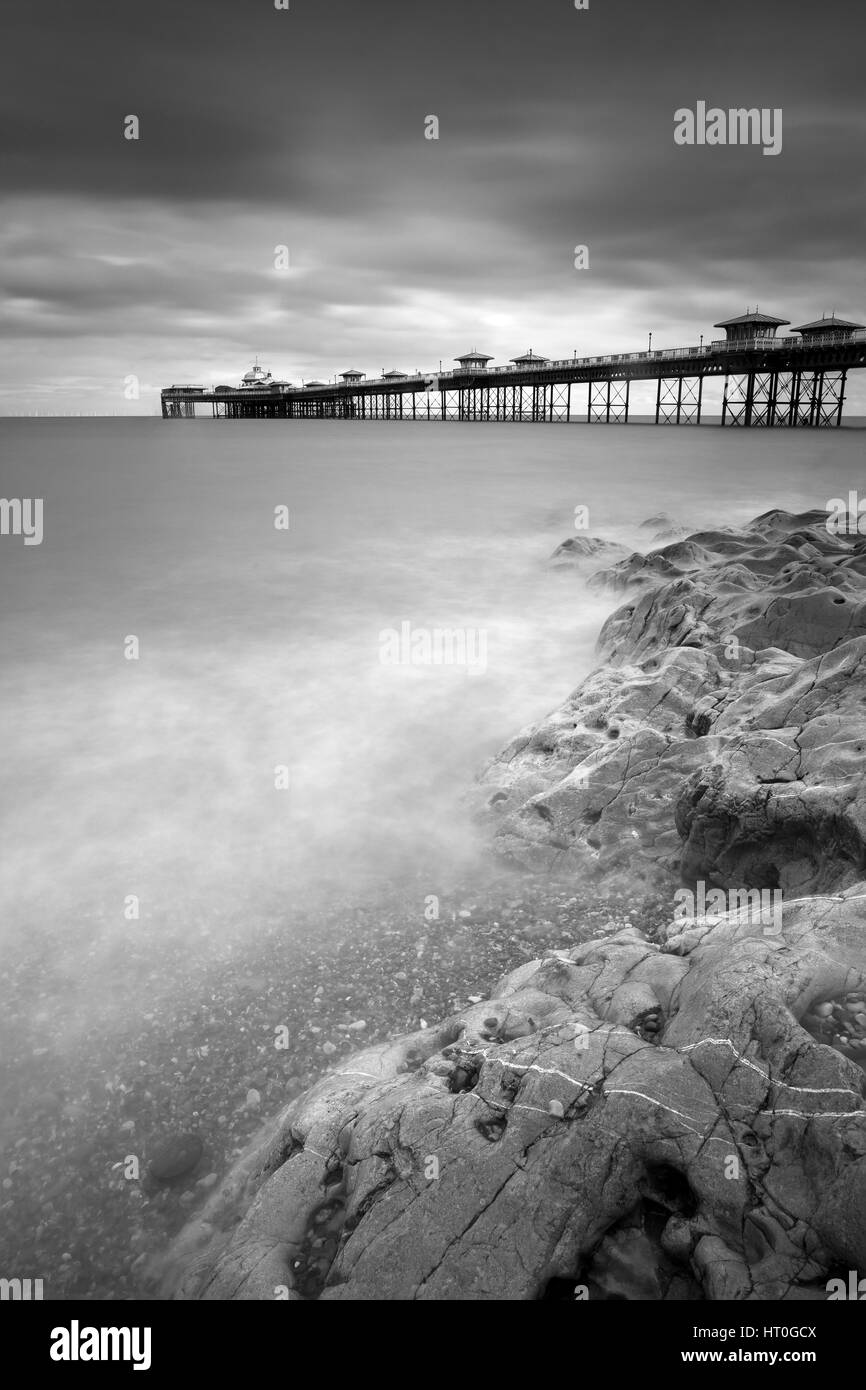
[[1, 0, 864, 414]]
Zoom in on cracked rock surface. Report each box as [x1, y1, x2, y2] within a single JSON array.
[[478, 509, 866, 891], [157, 892, 866, 1300]]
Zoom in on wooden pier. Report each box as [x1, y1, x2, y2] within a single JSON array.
[[162, 313, 866, 427]]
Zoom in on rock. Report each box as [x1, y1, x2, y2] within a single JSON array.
[[322, 1042, 337, 1056], [158, 890, 866, 1301], [245, 1090, 261, 1110], [346, 1020, 367, 1032], [476, 509, 866, 894], [549, 536, 630, 570], [148, 1134, 203, 1184]]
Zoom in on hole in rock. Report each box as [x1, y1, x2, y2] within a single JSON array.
[[448, 1061, 481, 1094], [323, 1163, 345, 1190], [711, 820, 866, 897], [642, 1164, 698, 1217], [686, 710, 712, 738], [547, 1196, 703, 1301], [475, 1114, 508, 1143], [293, 1195, 348, 1299]]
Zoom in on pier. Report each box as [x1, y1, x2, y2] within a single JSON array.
[[162, 311, 866, 426]]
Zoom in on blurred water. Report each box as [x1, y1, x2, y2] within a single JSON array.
[[0, 417, 863, 1031]]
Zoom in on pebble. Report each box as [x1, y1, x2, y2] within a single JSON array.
[[322, 1042, 337, 1056], [245, 1089, 261, 1110], [148, 1134, 204, 1183], [346, 1020, 367, 1031]]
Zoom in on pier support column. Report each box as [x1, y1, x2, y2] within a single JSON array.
[[657, 376, 703, 423], [721, 373, 755, 426], [589, 379, 629, 423], [813, 370, 847, 426]]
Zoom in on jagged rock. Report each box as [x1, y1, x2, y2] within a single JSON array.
[[588, 540, 717, 595], [549, 536, 629, 569], [675, 638, 866, 894], [155, 892, 866, 1300], [478, 510, 866, 890]]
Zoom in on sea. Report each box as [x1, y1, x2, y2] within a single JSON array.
[[0, 416, 863, 1294]]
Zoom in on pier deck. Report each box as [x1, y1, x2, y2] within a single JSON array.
[[162, 329, 866, 426]]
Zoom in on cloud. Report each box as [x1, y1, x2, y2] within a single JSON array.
[[0, 0, 864, 412]]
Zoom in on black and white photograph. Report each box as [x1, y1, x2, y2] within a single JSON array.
[[1, 0, 866, 1358]]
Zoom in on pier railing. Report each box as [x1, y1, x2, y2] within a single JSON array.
[[290, 329, 866, 389]]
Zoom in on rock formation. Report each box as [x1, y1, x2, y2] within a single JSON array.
[[479, 508, 866, 893], [157, 893, 866, 1301], [157, 507, 866, 1300]]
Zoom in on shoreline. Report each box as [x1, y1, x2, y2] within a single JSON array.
[[156, 503, 866, 1302], [0, 868, 670, 1300]]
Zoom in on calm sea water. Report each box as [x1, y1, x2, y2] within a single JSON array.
[[0, 418, 863, 1028]]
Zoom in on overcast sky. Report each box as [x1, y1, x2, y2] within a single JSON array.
[[1, 0, 864, 413]]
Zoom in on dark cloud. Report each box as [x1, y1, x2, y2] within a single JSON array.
[[0, 0, 864, 411]]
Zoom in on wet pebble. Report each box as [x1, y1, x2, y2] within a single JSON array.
[[148, 1134, 203, 1183]]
